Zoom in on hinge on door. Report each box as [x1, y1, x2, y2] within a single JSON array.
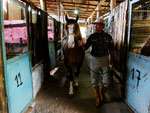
[[5, 94, 9, 103]]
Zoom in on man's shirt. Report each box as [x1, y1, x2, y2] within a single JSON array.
[[84, 31, 114, 57]]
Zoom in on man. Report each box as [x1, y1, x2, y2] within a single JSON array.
[[78, 18, 115, 107]]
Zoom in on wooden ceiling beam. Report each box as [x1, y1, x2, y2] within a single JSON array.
[[34, 1, 57, 5], [47, 4, 58, 7], [47, 7, 58, 10], [87, 0, 109, 22], [63, 6, 95, 10], [29, 0, 114, 21], [61, 2, 97, 6], [62, 4, 109, 8], [62, 4, 95, 8], [63, 4, 95, 8]]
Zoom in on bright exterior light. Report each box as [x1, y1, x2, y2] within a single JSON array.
[[38, 11, 41, 15], [74, 9, 78, 14], [28, 6, 31, 12], [3, 0, 8, 12]]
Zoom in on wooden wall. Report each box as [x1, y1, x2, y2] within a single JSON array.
[[0, 40, 7, 113], [8, 1, 22, 20]]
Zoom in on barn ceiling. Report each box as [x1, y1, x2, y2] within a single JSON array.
[[28, 0, 125, 21]]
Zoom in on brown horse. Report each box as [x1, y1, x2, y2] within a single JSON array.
[[62, 15, 85, 97]]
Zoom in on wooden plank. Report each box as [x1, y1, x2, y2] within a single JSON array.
[[110, 0, 116, 10], [40, 0, 47, 10], [28, 0, 112, 20], [132, 20, 150, 24], [0, 1, 7, 111], [0, 2, 8, 113], [132, 10, 150, 13], [61, 2, 97, 6], [8, 1, 22, 20], [97, 4, 101, 18], [63, 5, 95, 10], [0, 48, 7, 113]]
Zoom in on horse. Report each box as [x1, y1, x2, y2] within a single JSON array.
[[62, 15, 85, 97]]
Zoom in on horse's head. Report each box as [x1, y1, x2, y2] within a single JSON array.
[[65, 15, 81, 48]]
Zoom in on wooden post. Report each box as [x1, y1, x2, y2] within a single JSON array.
[[61, 11, 64, 23], [3, 0, 8, 20], [87, 0, 107, 23], [0, 41, 7, 113], [87, 18, 90, 25], [97, 4, 101, 19], [91, 16, 93, 24], [113, 0, 116, 8], [40, 0, 47, 11], [110, 0, 116, 11], [56, 0, 61, 22], [40, 0, 44, 10], [0, 1, 7, 112]]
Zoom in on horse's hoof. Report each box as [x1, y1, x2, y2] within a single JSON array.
[[68, 94, 74, 98], [74, 86, 78, 90], [96, 100, 103, 107]]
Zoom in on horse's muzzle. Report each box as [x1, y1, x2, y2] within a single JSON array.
[[68, 42, 75, 48]]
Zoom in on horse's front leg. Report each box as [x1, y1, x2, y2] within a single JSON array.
[[74, 66, 81, 89], [67, 68, 74, 97]]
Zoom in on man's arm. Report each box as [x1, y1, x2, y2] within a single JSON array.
[[78, 35, 92, 51], [78, 40, 86, 50], [108, 34, 115, 70], [110, 50, 115, 70]]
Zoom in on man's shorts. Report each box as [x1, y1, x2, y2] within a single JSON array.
[[90, 55, 110, 88]]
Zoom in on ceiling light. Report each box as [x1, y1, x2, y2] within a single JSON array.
[[74, 9, 78, 14]]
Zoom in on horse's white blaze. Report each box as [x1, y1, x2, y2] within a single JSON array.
[[68, 24, 74, 33], [69, 81, 74, 95], [68, 35, 75, 48], [68, 24, 75, 48]]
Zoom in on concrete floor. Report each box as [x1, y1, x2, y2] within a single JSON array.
[[25, 52, 133, 113]]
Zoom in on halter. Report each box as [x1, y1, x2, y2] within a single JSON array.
[[67, 30, 80, 38], [66, 17, 81, 48], [68, 33, 75, 37], [67, 30, 81, 47]]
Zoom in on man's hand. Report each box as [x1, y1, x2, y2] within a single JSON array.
[[78, 40, 84, 46], [78, 40, 86, 51], [109, 63, 115, 71]]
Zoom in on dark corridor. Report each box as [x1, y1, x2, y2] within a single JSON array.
[[25, 52, 133, 113]]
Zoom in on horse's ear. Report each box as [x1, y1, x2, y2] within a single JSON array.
[[65, 15, 69, 22], [76, 15, 79, 22]]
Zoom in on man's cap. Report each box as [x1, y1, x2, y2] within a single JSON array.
[[92, 18, 106, 25]]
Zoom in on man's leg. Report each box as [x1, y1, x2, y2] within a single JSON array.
[[100, 56, 110, 103], [93, 86, 101, 107], [101, 85, 108, 102], [90, 56, 101, 107]]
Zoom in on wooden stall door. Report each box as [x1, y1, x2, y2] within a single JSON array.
[[0, 1, 7, 113], [2, 0, 33, 113], [126, 0, 150, 113], [47, 18, 56, 69]]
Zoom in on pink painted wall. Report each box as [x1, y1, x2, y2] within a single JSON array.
[[4, 20, 27, 44]]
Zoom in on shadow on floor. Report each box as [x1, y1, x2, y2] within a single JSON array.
[[31, 55, 133, 113]]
